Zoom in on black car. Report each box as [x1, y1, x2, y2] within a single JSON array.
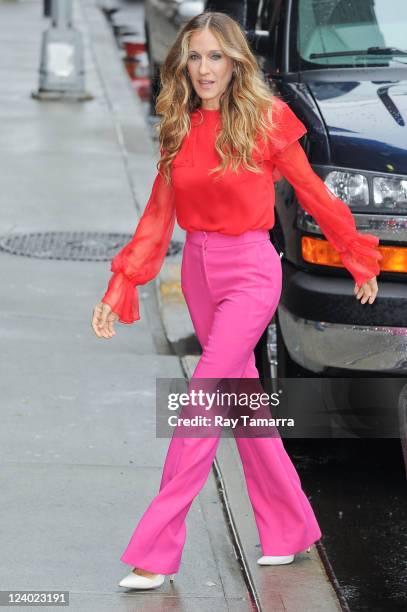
[[145, 0, 204, 113], [208, 0, 407, 436], [206, 1, 407, 382]]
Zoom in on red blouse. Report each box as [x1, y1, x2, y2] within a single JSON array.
[[101, 97, 382, 324]]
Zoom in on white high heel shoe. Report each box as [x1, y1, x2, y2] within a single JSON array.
[[257, 546, 311, 566], [118, 570, 176, 589]]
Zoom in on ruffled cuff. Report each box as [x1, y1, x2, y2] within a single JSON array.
[[338, 232, 383, 287], [101, 271, 140, 324]]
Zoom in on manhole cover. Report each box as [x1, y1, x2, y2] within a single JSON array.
[[0, 232, 183, 261]]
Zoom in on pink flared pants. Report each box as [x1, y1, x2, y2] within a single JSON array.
[[120, 229, 322, 573]]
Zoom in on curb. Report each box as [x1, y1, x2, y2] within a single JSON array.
[[157, 259, 200, 355]]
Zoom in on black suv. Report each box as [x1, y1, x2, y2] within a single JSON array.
[[204, 1, 407, 384]]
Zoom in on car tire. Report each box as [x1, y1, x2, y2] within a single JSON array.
[[254, 322, 274, 394], [149, 60, 161, 116], [144, 22, 161, 115], [275, 311, 308, 378]]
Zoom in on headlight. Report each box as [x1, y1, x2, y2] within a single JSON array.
[[373, 177, 407, 211], [314, 166, 407, 214], [324, 171, 369, 207]]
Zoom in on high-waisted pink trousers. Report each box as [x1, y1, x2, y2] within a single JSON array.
[[120, 229, 322, 573]]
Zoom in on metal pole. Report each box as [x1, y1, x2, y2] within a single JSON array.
[[43, 0, 52, 17], [51, 0, 73, 28], [33, 0, 92, 100]]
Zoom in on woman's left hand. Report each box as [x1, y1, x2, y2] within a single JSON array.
[[354, 276, 378, 304]]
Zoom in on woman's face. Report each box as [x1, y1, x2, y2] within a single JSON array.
[[186, 29, 234, 109]]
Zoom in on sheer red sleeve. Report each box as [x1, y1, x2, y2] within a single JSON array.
[[101, 170, 176, 324], [272, 141, 383, 287]]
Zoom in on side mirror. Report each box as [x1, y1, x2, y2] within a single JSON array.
[[205, 1, 246, 25], [246, 29, 272, 57]]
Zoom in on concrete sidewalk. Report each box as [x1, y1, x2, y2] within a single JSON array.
[[0, 0, 342, 610], [0, 1, 250, 610]]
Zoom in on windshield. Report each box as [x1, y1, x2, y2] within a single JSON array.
[[292, 0, 407, 70]]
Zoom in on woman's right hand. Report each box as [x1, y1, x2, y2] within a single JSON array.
[[91, 302, 118, 338]]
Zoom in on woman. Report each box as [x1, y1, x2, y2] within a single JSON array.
[[92, 11, 382, 590]]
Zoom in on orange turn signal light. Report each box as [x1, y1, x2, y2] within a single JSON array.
[[301, 236, 407, 274]]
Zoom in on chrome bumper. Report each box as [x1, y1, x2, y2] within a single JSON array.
[[277, 303, 407, 373]]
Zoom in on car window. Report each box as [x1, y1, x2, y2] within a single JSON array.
[[293, 0, 407, 69]]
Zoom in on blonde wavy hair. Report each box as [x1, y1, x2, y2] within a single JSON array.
[[155, 11, 277, 185]]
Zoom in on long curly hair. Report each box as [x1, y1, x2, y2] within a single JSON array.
[[155, 11, 277, 185]]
